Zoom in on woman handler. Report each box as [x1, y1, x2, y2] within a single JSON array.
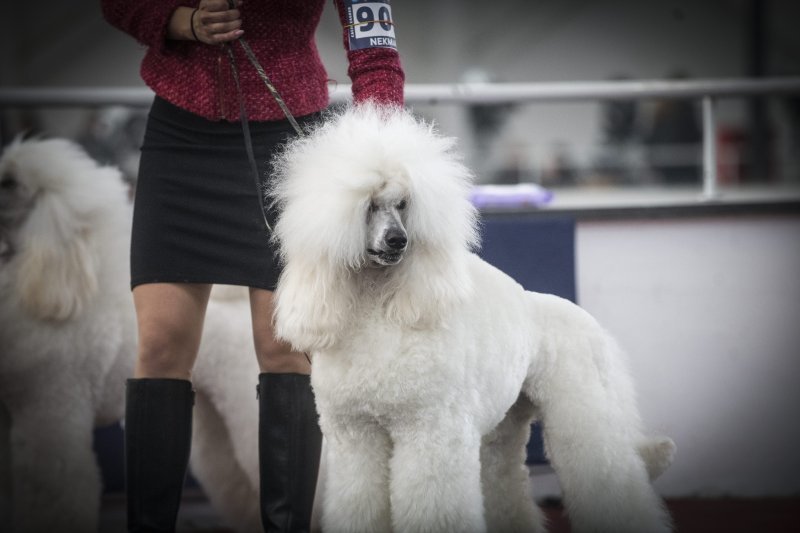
[[100, 1, 404, 530]]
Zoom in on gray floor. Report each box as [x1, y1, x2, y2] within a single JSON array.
[[99, 489, 233, 533]]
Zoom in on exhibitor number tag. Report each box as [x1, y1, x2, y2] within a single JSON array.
[[344, 0, 397, 50]]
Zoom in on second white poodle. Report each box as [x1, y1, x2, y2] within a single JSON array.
[[270, 106, 676, 533], [0, 138, 136, 532], [0, 138, 262, 532]]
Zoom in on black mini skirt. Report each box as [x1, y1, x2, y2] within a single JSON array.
[[130, 96, 318, 290]]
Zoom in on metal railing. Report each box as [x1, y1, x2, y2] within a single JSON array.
[[2, 77, 800, 200]]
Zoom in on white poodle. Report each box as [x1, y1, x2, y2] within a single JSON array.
[[0, 137, 137, 532], [269, 106, 677, 533], [0, 138, 262, 532]]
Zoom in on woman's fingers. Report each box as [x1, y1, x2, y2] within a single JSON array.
[[202, 15, 242, 35], [202, 0, 240, 14], [208, 28, 244, 44], [195, 0, 244, 44]]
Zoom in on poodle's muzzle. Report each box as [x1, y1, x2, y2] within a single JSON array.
[[366, 198, 408, 267]]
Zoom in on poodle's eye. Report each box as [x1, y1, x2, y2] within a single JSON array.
[[369, 201, 378, 213], [397, 199, 407, 210], [0, 173, 17, 192]]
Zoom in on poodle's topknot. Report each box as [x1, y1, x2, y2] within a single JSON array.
[[270, 103, 478, 266], [269, 104, 480, 349]]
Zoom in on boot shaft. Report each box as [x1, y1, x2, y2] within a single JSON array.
[[125, 378, 194, 533], [258, 373, 322, 533]]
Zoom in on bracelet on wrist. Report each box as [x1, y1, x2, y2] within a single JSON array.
[[190, 8, 200, 41]]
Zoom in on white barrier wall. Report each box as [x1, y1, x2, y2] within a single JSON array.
[[575, 214, 800, 497]]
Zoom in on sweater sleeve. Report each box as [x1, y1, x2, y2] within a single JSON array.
[[334, 0, 405, 107], [100, 0, 195, 54]]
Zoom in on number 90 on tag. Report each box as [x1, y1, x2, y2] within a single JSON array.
[[345, 1, 397, 50]]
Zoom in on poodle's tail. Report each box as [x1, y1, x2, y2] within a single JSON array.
[[638, 436, 677, 481]]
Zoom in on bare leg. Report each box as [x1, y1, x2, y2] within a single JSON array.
[[249, 288, 311, 374], [127, 282, 210, 531], [133, 282, 212, 379]]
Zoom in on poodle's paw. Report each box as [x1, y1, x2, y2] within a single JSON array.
[[638, 436, 677, 481]]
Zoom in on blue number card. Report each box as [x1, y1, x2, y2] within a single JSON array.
[[344, 0, 397, 50]]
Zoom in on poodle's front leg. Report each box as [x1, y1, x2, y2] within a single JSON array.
[[320, 419, 392, 533], [389, 420, 486, 533], [9, 389, 100, 533]]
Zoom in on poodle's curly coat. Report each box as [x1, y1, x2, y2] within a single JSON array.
[[0, 138, 137, 532], [270, 105, 675, 533]]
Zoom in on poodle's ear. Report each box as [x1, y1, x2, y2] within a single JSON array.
[[383, 245, 473, 328], [16, 193, 98, 321], [273, 256, 355, 352]]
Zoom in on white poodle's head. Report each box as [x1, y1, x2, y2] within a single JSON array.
[[0, 137, 128, 321], [365, 177, 409, 267], [270, 105, 479, 350]]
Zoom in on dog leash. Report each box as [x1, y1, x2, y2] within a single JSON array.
[[223, 0, 306, 233]]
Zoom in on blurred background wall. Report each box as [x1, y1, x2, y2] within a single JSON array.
[[3, 0, 800, 185]]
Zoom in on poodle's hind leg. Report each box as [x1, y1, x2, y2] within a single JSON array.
[[190, 391, 261, 533], [538, 402, 672, 533], [527, 297, 673, 532], [390, 419, 486, 533], [320, 419, 392, 533], [481, 395, 546, 533]]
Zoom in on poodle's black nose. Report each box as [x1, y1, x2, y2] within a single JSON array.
[[385, 230, 407, 250]]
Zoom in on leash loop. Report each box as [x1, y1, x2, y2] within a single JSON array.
[[222, 0, 307, 234]]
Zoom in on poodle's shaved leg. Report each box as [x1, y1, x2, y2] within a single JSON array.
[[389, 421, 486, 533], [481, 396, 546, 533], [524, 295, 673, 532], [538, 400, 672, 533], [531, 360, 672, 531], [320, 421, 392, 533]]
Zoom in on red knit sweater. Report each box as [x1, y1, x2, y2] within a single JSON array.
[[101, 0, 404, 121]]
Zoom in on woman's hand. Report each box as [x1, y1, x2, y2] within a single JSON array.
[[169, 0, 244, 44]]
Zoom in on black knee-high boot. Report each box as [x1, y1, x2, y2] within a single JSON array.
[[258, 373, 323, 533], [125, 378, 194, 533]]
